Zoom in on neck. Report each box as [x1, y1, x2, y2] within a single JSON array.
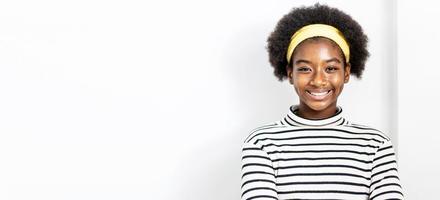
[[297, 103, 338, 120]]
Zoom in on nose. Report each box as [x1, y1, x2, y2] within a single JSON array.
[[310, 70, 328, 87]]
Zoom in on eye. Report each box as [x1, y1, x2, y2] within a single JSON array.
[[326, 66, 339, 72], [297, 67, 311, 72]]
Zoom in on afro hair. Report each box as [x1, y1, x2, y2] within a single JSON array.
[[267, 3, 369, 81]]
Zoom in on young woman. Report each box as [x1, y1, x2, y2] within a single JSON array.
[[241, 4, 403, 200]]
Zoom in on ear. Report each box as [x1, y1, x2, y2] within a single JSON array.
[[286, 65, 294, 84], [344, 63, 351, 83]]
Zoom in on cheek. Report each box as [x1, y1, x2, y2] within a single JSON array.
[[329, 74, 345, 86], [331, 76, 343, 83], [292, 78, 312, 96], [292, 76, 309, 88], [329, 76, 345, 92]]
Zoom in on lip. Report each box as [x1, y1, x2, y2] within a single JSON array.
[[306, 90, 333, 101]]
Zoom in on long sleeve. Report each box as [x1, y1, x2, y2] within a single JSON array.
[[369, 139, 404, 200], [241, 142, 278, 200]]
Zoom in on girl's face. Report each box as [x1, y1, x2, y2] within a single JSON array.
[[287, 38, 350, 118]]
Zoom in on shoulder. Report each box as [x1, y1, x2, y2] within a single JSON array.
[[243, 121, 287, 144], [341, 121, 391, 143]]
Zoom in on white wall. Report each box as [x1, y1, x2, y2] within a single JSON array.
[[0, 0, 397, 199], [398, 0, 440, 199]]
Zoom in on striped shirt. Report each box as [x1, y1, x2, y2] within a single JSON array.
[[241, 105, 404, 200]]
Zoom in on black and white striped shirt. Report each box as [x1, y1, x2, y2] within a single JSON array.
[[241, 105, 404, 200]]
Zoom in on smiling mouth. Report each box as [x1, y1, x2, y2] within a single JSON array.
[[306, 90, 332, 100]]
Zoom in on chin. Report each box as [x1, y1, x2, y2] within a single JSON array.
[[304, 101, 334, 111]]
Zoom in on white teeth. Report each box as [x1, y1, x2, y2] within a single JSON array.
[[309, 91, 330, 96]]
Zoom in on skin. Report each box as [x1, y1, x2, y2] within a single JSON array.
[[286, 37, 351, 119]]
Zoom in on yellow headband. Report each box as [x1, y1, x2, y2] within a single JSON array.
[[286, 24, 350, 64]]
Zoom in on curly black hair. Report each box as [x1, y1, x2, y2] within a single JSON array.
[[267, 3, 369, 81]]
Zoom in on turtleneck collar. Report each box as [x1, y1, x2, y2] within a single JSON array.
[[281, 105, 347, 127]]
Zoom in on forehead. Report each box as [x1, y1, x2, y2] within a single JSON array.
[[292, 37, 344, 61]]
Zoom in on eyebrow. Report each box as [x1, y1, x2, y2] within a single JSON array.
[[294, 57, 342, 65], [325, 58, 342, 63], [295, 59, 312, 65]]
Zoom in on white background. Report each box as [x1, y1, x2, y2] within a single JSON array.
[[398, 0, 440, 199], [0, 0, 436, 199]]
